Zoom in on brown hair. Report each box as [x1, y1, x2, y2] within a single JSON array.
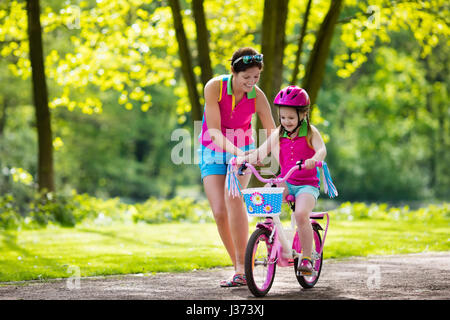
[[230, 47, 264, 73], [278, 106, 313, 148]]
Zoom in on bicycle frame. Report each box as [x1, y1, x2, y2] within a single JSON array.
[[236, 161, 330, 267], [255, 209, 329, 268]]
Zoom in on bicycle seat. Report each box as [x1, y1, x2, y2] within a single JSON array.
[[285, 195, 295, 202]]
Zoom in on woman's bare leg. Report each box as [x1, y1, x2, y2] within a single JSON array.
[[203, 175, 236, 267], [224, 173, 251, 275]]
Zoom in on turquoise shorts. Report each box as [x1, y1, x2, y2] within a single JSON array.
[[286, 182, 320, 201], [198, 143, 255, 181]]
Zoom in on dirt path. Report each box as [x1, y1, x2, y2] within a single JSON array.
[[0, 252, 449, 300]]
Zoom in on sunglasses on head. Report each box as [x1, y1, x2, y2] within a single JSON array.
[[232, 54, 263, 67]]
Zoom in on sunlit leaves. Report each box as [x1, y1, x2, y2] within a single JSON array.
[[335, 0, 449, 78], [204, 0, 262, 74], [10, 167, 34, 186], [283, 0, 330, 83], [1, 0, 176, 115], [0, 0, 448, 119]]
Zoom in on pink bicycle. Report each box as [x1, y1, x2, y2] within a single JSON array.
[[227, 160, 336, 297]]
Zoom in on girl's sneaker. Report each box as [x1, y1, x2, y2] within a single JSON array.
[[297, 257, 313, 276], [220, 274, 247, 287]]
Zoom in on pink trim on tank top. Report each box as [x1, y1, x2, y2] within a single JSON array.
[[279, 133, 320, 188], [199, 75, 256, 152]]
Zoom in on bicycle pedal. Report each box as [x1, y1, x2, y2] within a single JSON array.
[[297, 270, 318, 277]]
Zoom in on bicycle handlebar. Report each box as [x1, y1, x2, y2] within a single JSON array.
[[231, 159, 323, 185]]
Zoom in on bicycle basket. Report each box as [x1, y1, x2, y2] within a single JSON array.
[[242, 187, 284, 217]]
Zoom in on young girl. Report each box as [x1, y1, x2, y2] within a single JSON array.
[[237, 85, 327, 275]]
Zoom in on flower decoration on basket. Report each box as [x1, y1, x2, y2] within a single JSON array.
[[248, 205, 254, 213], [263, 204, 273, 214], [250, 192, 264, 206]]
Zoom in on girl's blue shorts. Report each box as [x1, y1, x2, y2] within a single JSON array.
[[198, 143, 255, 181], [285, 182, 320, 201]]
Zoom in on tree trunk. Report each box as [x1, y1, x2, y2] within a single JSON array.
[[291, 0, 313, 85], [250, 0, 289, 188], [259, 0, 289, 122], [192, 0, 213, 88], [271, 0, 289, 100], [0, 97, 8, 137], [259, 0, 275, 114], [26, 0, 54, 192], [302, 0, 344, 107], [168, 0, 202, 122]]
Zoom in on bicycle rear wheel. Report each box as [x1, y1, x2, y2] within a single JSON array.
[[294, 226, 323, 289], [245, 228, 276, 297]]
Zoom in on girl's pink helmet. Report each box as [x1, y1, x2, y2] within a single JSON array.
[[274, 85, 310, 107]]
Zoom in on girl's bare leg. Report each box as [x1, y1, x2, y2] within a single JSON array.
[[294, 193, 316, 258]]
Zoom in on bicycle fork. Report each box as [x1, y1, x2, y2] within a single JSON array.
[[257, 213, 329, 274], [257, 216, 300, 267]]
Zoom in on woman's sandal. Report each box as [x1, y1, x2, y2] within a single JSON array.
[[220, 274, 247, 287]]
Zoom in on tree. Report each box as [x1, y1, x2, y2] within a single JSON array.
[[192, 0, 213, 88], [302, 0, 343, 106], [0, 96, 8, 137], [2, 0, 448, 200], [420, 40, 450, 197], [168, 0, 202, 122], [259, 0, 289, 123], [26, 0, 54, 192], [291, 0, 313, 85]]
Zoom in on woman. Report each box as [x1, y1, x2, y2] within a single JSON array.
[[198, 47, 276, 287]]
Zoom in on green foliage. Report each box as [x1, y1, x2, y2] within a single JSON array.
[[321, 30, 450, 201], [133, 196, 214, 224], [334, 0, 449, 78], [0, 179, 214, 230], [0, 0, 448, 204], [28, 192, 90, 228], [0, 195, 22, 230], [1, 174, 448, 231], [333, 201, 450, 222]]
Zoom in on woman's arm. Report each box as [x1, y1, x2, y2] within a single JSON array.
[[240, 86, 277, 165], [236, 126, 280, 165], [204, 78, 246, 157], [255, 86, 277, 136]]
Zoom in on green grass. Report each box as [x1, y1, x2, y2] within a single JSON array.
[[1, 218, 449, 282], [326, 219, 449, 258]]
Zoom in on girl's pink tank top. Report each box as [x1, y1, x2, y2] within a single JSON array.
[[199, 75, 256, 152], [279, 130, 320, 188]]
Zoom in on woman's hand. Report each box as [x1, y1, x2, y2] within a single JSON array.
[[235, 155, 247, 166], [235, 149, 259, 166], [243, 150, 254, 156]]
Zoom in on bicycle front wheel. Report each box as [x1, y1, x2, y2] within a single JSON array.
[[245, 228, 276, 297]]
